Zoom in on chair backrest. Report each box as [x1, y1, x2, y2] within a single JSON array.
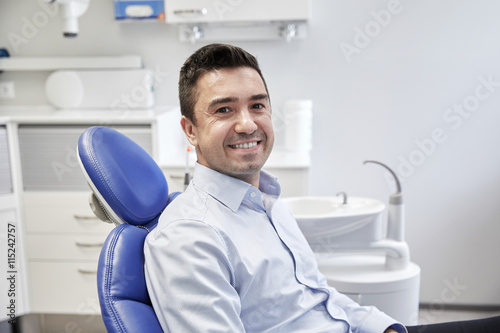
[[77, 126, 178, 333]]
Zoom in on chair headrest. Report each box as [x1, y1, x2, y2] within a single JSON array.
[[77, 126, 169, 226]]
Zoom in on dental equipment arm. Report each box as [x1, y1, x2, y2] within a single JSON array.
[[42, 0, 90, 37], [364, 160, 409, 270]]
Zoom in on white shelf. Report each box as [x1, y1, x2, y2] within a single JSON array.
[[0, 55, 142, 71]]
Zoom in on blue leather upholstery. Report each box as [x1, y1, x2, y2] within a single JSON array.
[[78, 126, 169, 225], [77, 126, 178, 332]]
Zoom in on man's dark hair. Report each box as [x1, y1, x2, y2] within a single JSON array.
[[179, 43, 269, 124]]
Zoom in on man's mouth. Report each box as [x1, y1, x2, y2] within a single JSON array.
[[229, 141, 259, 149]]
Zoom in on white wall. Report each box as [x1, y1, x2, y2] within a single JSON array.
[[1, 0, 500, 306]]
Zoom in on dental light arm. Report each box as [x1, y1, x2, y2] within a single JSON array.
[[42, 0, 90, 37]]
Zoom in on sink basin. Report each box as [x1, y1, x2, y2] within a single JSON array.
[[282, 196, 386, 248]]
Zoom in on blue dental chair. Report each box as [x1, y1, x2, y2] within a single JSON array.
[[77, 126, 179, 332]]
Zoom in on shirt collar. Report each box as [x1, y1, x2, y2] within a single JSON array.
[[191, 163, 281, 212]]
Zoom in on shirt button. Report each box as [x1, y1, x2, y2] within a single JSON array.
[[250, 192, 256, 198]]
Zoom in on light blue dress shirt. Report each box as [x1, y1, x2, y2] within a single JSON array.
[[144, 163, 405, 333]]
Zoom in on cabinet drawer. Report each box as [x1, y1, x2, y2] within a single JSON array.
[[23, 192, 114, 234], [28, 261, 101, 314], [26, 234, 106, 261]]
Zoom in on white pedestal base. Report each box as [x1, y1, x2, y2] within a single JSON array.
[[317, 254, 421, 326]]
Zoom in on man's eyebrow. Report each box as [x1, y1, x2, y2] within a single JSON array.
[[209, 97, 237, 108], [208, 94, 268, 108], [250, 93, 269, 101]]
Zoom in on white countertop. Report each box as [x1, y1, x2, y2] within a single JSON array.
[[0, 105, 164, 123]]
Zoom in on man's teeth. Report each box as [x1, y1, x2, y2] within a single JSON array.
[[231, 142, 258, 149]]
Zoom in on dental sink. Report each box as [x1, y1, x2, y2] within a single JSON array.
[[283, 196, 385, 217], [282, 161, 412, 271], [281, 162, 420, 325], [282, 196, 386, 246]]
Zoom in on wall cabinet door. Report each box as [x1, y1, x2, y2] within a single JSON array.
[[165, 0, 311, 24]]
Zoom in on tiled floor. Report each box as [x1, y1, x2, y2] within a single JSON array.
[[4, 308, 500, 332], [417, 307, 500, 325]]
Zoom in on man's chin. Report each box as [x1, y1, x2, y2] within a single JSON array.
[[224, 163, 264, 181]]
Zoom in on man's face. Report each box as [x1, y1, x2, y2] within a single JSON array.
[[181, 66, 274, 186]]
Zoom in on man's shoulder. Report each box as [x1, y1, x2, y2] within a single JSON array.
[[161, 187, 209, 223], [145, 187, 232, 251]]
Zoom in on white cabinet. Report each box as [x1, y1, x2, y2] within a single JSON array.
[[165, 0, 311, 24], [23, 192, 112, 314], [164, 0, 311, 42]]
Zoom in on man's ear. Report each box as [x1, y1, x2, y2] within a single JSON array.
[[181, 116, 198, 146]]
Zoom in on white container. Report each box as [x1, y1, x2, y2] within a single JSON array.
[[284, 99, 313, 152], [45, 70, 155, 109], [318, 254, 421, 326]]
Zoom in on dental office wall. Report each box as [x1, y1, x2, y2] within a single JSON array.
[[1, 0, 500, 307]]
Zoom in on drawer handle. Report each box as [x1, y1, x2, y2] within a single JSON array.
[[75, 241, 104, 248], [73, 214, 99, 221], [173, 8, 208, 16], [78, 268, 98, 275], [169, 174, 184, 180]]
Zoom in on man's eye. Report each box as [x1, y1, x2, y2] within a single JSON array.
[[251, 103, 265, 110], [216, 107, 230, 113]]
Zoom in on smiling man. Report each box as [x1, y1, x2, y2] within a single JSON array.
[[180, 65, 273, 187], [144, 44, 499, 333]]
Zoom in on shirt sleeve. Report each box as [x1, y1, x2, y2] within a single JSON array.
[[390, 324, 408, 333], [144, 219, 246, 333]]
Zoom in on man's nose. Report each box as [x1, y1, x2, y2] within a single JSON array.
[[234, 109, 258, 134]]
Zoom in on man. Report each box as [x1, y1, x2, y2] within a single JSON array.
[[144, 43, 499, 332]]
